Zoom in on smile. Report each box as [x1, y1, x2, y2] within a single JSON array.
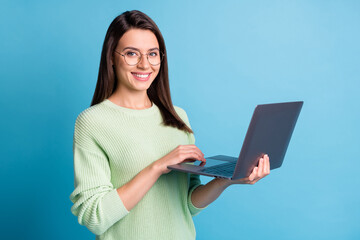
[[131, 72, 152, 81]]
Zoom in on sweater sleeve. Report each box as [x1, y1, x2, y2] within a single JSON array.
[[69, 112, 129, 235], [174, 106, 207, 216]]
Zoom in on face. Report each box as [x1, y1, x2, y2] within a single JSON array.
[[112, 29, 161, 93]]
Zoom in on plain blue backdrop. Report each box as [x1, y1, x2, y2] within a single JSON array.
[[1, 0, 359, 239]]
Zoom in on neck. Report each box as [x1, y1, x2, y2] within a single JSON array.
[[108, 88, 152, 110]]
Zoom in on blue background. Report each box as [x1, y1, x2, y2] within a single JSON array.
[[1, 0, 359, 239]]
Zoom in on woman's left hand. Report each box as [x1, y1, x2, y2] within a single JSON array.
[[225, 154, 270, 185], [191, 154, 271, 208]]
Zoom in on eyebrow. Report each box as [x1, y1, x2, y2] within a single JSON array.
[[122, 46, 160, 52]]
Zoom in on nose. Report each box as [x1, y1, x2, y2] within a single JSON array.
[[137, 54, 150, 69]]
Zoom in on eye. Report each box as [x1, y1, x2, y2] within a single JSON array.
[[148, 51, 159, 57], [125, 51, 139, 57]]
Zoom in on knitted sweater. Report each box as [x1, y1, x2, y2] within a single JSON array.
[[70, 99, 205, 240]]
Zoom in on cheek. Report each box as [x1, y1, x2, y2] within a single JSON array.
[[153, 67, 161, 78], [117, 65, 132, 80]]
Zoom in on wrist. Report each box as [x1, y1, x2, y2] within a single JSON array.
[[213, 178, 232, 189], [150, 160, 166, 176]]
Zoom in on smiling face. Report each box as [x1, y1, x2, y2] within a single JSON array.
[[112, 28, 161, 94]]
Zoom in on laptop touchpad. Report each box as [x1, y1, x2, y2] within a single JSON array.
[[181, 158, 229, 168]]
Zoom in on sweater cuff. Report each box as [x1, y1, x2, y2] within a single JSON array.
[[188, 184, 207, 216], [102, 189, 129, 225]]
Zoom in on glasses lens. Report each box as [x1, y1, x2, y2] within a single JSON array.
[[123, 50, 141, 65], [122, 49, 163, 66], [147, 50, 162, 66]]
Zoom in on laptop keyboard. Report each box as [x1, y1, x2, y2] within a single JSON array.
[[200, 161, 236, 177]]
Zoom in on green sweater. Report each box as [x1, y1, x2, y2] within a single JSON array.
[[70, 99, 205, 240]]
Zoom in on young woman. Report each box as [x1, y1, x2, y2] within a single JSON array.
[[70, 10, 270, 240]]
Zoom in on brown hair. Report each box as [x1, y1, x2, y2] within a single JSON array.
[[91, 10, 193, 134]]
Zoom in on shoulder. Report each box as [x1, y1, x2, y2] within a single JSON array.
[[174, 105, 195, 141], [173, 105, 186, 115], [73, 103, 108, 144], [173, 105, 189, 119], [173, 105, 192, 127], [75, 102, 106, 129]]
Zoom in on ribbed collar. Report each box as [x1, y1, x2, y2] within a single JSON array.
[[102, 99, 159, 116]]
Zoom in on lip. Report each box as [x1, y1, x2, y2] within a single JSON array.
[[131, 72, 152, 82]]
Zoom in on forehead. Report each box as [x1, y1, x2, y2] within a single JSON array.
[[118, 29, 159, 50]]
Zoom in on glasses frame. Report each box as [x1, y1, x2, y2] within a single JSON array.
[[114, 49, 164, 66]]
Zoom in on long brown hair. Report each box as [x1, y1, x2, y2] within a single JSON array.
[[91, 10, 193, 134]]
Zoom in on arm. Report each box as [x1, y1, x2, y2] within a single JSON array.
[[117, 144, 206, 211], [71, 142, 205, 236], [115, 162, 162, 211], [71, 107, 206, 235], [70, 143, 129, 236], [190, 154, 270, 208]]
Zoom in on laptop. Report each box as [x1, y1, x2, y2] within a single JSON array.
[[168, 101, 303, 180]]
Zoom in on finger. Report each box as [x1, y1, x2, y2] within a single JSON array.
[[248, 179, 259, 185], [199, 161, 206, 167], [193, 145, 205, 156], [257, 157, 264, 178], [194, 148, 206, 161], [264, 154, 270, 175], [192, 151, 206, 162], [184, 145, 205, 157], [262, 155, 267, 174], [182, 152, 206, 163], [180, 148, 206, 162], [183, 158, 196, 162], [249, 167, 258, 181]]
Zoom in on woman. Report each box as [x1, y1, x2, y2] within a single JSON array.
[[70, 10, 270, 240]]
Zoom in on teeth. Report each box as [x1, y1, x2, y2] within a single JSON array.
[[134, 73, 149, 78]]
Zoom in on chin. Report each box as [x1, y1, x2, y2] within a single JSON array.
[[132, 83, 153, 91]]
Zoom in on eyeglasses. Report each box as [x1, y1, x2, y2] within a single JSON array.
[[114, 49, 164, 66]]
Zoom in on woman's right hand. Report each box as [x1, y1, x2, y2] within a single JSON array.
[[154, 144, 207, 174]]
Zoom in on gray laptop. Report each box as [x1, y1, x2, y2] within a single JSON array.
[[168, 101, 303, 180]]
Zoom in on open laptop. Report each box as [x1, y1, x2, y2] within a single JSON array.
[[168, 101, 303, 180]]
